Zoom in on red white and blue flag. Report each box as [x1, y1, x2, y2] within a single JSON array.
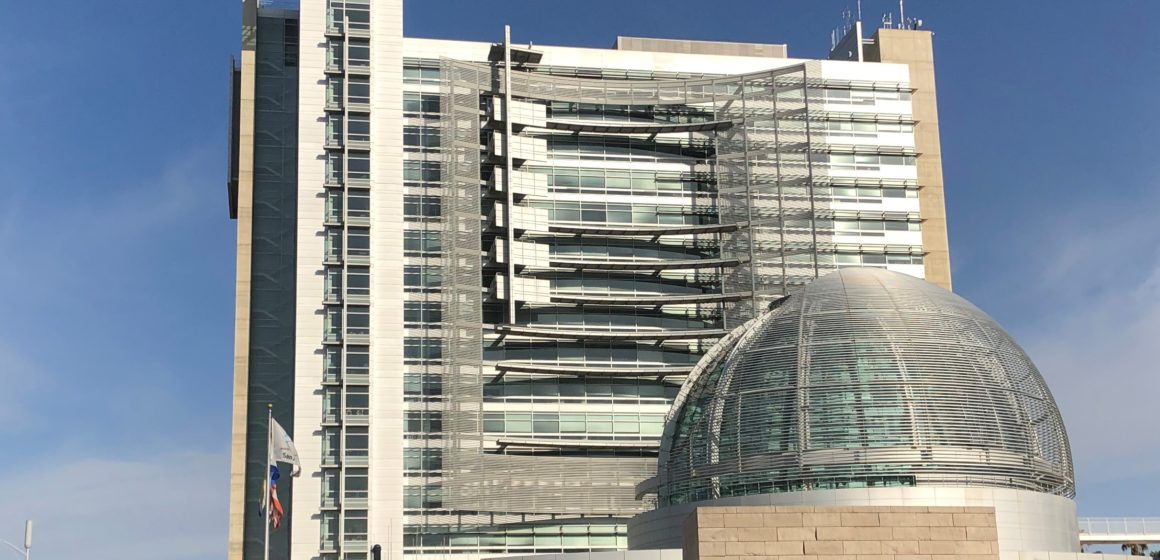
[[267, 465, 285, 529]]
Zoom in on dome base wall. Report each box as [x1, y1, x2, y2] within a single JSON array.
[[629, 487, 1078, 553]]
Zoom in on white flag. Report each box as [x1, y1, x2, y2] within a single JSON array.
[[270, 418, 301, 476]]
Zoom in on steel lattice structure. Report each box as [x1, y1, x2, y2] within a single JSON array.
[[655, 268, 1074, 507]]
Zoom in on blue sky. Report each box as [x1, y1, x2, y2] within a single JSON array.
[[0, 1, 1157, 558]]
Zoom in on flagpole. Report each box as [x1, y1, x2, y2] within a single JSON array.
[[264, 403, 273, 560]]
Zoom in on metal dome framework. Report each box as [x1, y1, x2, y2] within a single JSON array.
[[654, 268, 1074, 507]]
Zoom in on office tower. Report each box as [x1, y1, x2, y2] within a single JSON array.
[[226, 2, 950, 559]]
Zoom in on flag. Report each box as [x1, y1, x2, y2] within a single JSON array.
[[259, 415, 300, 529], [270, 418, 301, 476], [268, 465, 285, 529]]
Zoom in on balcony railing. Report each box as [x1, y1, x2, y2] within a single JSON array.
[[1077, 518, 1160, 544]]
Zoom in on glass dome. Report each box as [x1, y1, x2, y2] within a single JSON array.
[[656, 268, 1074, 507]]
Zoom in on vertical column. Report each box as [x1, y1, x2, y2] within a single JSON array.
[[293, 1, 328, 560], [737, 78, 761, 317], [502, 25, 517, 323], [368, 1, 405, 560], [227, 2, 259, 559], [866, 29, 951, 290]]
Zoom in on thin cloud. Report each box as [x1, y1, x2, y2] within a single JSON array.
[[1022, 261, 1160, 485], [0, 451, 228, 560], [0, 341, 50, 434], [0, 144, 234, 557], [975, 190, 1160, 500]]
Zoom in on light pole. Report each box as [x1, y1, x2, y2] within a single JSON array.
[[0, 520, 31, 560]]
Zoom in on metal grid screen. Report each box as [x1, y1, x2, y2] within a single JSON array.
[[437, 60, 928, 520]]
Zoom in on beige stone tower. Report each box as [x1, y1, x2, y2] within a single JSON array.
[[864, 28, 952, 290]]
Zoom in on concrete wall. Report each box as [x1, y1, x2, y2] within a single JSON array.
[[226, 4, 258, 559], [681, 506, 999, 560], [367, 1, 407, 559], [291, 2, 326, 558]]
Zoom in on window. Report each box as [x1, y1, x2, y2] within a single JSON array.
[[322, 427, 340, 463], [347, 227, 369, 257], [344, 1, 370, 31], [326, 77, 343, 108], [404, 411, 443, 433], [404, 337, 443, 363], [348, 39, 369, 68], [324, 306, 342, 341], [324, 190, 343, 223], [408, 373, 443, 398], [322, 469, 339, 504], [346, 305, 369, 337], [404, 373, 442, 396], [346, 345, 369, 378], [323, 347, 341, 382], [403, 126, 441, 150], [404, 301, 442, 325], [403, 485, 442, 509], [344, 469, 369, 501], [404, 161, 441, 183], [348, 76, 370, 105], [322, 387, 340, 420], [345, 427, 369, 461], [325, 115, 343, 145], [323, 267, 342, 302], [347, 151, 370, 181], [404, 265, 442, 291], [346, 386, 369, 418], [321, 512, 339, 549], [403, 195, 441, 218], [326, 41, 343, 70], [403, 64, 441, 85], [480, 412, 663, 435], [825, 153, 916, 170], [346, 190, 369, 221], [403, 231, 442, 256], [404, 93, 441, 115], [346, 266, 369, 298], [344, 507, 369, 543], [834, 219, 919, 236], [326, 0, 344, 31], [403, 448, 443, 472], [482, 376, 679, 402], [325, 153, 343, 184], [347, 113, 370, 142], [833, 252, 923, 267]]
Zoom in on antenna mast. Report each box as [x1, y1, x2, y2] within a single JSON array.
[[899, 0, 906, 28]]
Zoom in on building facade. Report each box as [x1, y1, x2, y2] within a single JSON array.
[[226, 2, 950, 560]]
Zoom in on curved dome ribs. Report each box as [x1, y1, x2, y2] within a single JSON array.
[[655, 268, 1075, 507]]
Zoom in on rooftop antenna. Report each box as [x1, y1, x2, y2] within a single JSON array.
[[899, 0, 906, 29], [857, 0, 862, 22]]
